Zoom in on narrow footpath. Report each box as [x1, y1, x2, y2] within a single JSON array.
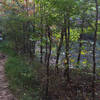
[[0, 53, 17, 100]]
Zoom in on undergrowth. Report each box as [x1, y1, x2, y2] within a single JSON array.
[[0, 41, 41, 100]]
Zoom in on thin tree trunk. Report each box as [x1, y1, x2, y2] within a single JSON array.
[[33, 41, 36, 56], [40, 4, 43, 63], [29, 40, 32, 57], [26, 22, 30, 54], [31, 24, 36, 57], [45, 32, 48, 64], [26, 0, 29, 16], [77, 19, 84, 65], [23, 24, 26, 54], [33, 0, 35, 14], [25, 0, 29, 55], [40, 33, 43, 63], [45, 26, 52, 100], [77, 39, 82, 65], [92, 0, 98, 100], [64, 15, 70, 82], [15, 35, 18, 53], [32, 0, 36, 56], [55, 28, 64, 73]]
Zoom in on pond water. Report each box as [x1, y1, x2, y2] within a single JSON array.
[[35, 40, 100, 68], [0, 37, 3, 41]]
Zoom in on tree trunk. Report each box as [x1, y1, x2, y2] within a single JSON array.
[[92, 0, 98, 100], [55, 28, 64, 73], [26, 0, 29, 16], [45, 32, 48, 64], [40, 4, 43, 63], [40, 34, 43, 63], [45, 26, 52, 100], [32, 1, 36, 56], [64, 15, 70, 82], [23, 23, 26, 54], [77, 19, 84, 65], [33, 41, 36, 56]]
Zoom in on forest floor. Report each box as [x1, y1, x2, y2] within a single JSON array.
[[0, 53, 17, 100], [0, 41, 100, 100]]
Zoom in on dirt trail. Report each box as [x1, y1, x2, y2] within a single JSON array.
[[0, 53, 17, 100]]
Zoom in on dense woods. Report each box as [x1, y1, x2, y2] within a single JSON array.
[[0, 0, 100, 100]]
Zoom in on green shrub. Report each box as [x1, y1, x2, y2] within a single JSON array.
[[5, 55, 40, 100], [0, 41, 41, 100]]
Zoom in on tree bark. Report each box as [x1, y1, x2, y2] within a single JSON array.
[[25, 0, 29, 16], [55, 28, 64, 73], [77, 19, 84, 65], [40, 3, 43, 63], [40, 34, 43, 63], [32, 0, 36, 56], [64, 15, 70, 82], [45, 26, 52, 100], [45, 32, 48, 64], [92, 0, 98, 100]]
